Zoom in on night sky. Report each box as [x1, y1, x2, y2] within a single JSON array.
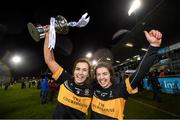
[[0, 0, 179, 77]]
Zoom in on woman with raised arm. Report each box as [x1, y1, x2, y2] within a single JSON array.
[[90, 29, 162, 119], [44, 31, 92, 119]]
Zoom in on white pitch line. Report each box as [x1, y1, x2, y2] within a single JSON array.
[[129, 97, 180, 118]]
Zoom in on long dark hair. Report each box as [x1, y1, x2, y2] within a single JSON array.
[[72, 58, 92, 85], [94, 62, 116, 85]]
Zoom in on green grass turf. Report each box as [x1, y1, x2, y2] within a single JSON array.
[[0, 84, 180, 119], [0, 83, 56, 119], [124, 89, 180, 119]]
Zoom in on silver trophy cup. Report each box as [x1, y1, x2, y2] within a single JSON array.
[[27, 15, 69, 42]]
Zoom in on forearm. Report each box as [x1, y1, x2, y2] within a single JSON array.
[[44, 33, 59, 73], [130, 45, 159, 88]]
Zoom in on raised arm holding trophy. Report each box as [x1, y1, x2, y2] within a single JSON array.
[[27, 13, 93, 119]]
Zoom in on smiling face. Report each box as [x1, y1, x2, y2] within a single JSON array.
[[96, 67, 112, 89], [73, 62, 90, 85]]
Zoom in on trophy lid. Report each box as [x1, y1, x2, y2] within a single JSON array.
[[27, 22, 41, 42]]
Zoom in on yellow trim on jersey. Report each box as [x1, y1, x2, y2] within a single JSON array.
[[91, 96, 126, 119], [52, 67, 63, 80], [58, 84, 91, 113], [125, 78, 138, 94]]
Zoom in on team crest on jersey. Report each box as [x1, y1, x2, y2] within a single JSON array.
[[84, 89, 90, 96], [75, 87, 82, 94], [101, 92, 108, 97]]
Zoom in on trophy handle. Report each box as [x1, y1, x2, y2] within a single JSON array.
[[27, 22, 45, 42]]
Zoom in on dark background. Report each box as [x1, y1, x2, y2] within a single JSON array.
[[0, 0, 179, 77]]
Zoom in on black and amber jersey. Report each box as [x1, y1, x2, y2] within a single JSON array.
[[90, 78, 136, 119], [52, 67, 92, 119], [90, 46, 159, 119]]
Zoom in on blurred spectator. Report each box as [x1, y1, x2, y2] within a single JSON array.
[[28, 81, 31, 88], [32, 80, 36, 87], [40, 75, 49, 104], [148, 71, 162, 103], [159, 70, 165, 77], [4, 82, 10, 91], [21, 81, 26, 89], [48, 79, 59, 102], [37, 80, 41, 89]]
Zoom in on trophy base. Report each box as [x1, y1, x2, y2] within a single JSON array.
[[27, 23, 42, 42]]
